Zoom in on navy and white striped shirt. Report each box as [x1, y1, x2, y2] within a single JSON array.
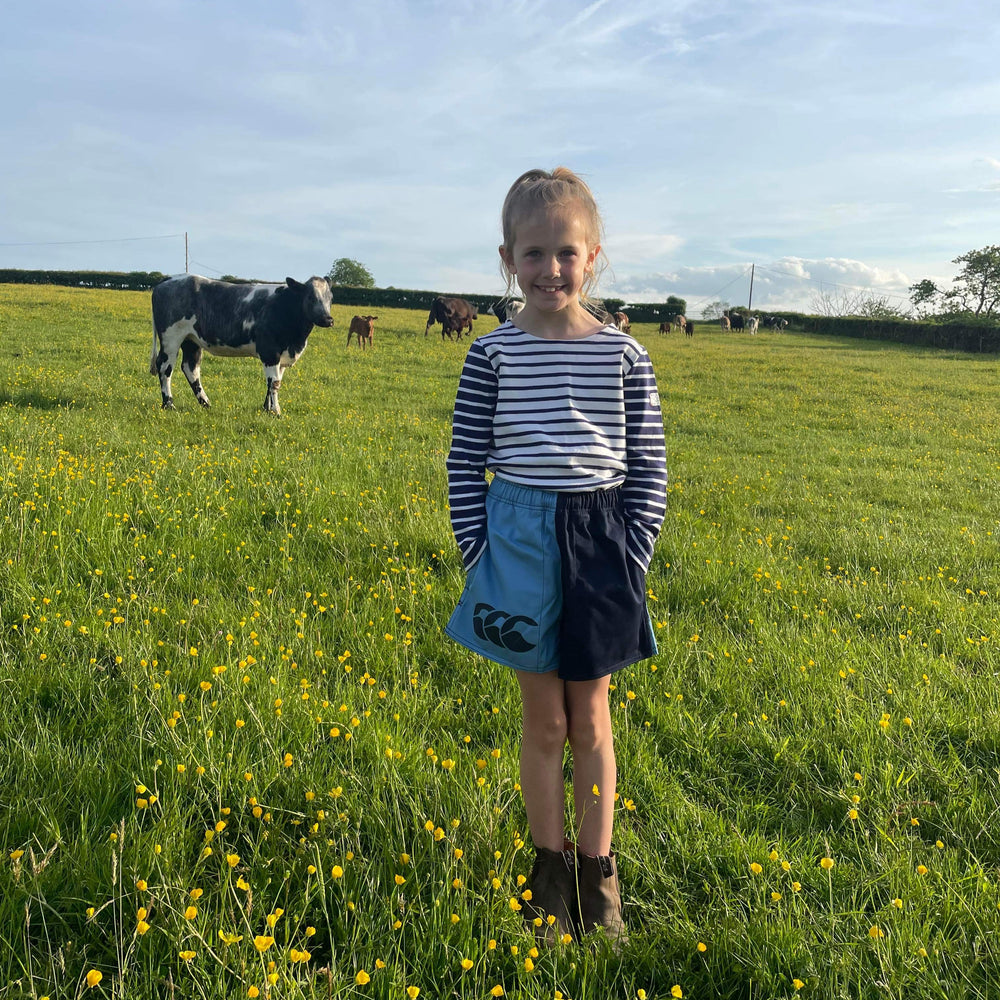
[[447, 322, 667, 571]]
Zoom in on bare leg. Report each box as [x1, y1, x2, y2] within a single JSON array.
[[516, 671, 568, 852], [565, 675, 615, 857]]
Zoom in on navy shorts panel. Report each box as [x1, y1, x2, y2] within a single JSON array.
[[445, 477, 656, 680], [555, 497, 656, 681]]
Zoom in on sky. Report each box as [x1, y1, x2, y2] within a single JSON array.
[[3, 0, 999, 315]]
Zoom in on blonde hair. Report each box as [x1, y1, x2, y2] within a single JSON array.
[[499, 167, 608, 302]]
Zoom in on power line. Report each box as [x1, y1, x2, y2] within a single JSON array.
[[0, 234, 185, 248]]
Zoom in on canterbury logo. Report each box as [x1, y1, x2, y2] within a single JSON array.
[[473, 603, 538, 653]]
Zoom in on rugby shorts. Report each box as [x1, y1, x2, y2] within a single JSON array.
[[445, 476, 656, 681]]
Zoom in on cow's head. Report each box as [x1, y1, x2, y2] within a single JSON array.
[[287, 276, 334, 328]]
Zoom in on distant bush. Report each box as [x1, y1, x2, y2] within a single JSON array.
[[0, 269, 168, 290]]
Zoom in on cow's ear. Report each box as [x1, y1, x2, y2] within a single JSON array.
[[286, 277, 301, 289]]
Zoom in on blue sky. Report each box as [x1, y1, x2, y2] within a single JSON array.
[[3, 0, 999, 314]]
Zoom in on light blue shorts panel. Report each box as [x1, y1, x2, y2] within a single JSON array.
[[445, 478, 562, 672]]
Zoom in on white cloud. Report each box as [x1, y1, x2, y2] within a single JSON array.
[[611, 256, 921, 312]]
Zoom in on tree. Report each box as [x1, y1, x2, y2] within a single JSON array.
[[946, 245, 1000, 316], [909, 279, 940, 317], [665, 295, 687, 317], [701, 300, 730, 321], [327, 258, 375, 288]]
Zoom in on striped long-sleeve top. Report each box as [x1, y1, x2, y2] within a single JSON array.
[[446, 322, 667, 572]]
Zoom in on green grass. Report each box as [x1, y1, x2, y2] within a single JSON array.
[[2, 282, 1000, 999]]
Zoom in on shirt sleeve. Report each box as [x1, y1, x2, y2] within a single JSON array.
[[446, 340, 498, 570], [622, 348, 667, 571]]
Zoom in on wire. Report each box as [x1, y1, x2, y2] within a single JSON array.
[[0, 234, 185, 248], [188, 260, 226, 277]]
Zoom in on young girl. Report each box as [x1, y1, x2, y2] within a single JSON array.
[[445, 168, 667, 945]]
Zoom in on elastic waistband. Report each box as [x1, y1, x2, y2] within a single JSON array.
[[489, 475, 622, 511]]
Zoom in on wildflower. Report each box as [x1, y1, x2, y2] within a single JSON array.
[[792, 881, 802, 892], [750, 862, 763, 874], [289, 948, 311, 963], [460, 958, 473, 971], [355, 970, 370, 985], [236, 877, 250, 891], [136, 879, 148, 891], [524, 958, 534, 972], [253, 935, 274, 952], [793, 979, 804, 990], [395, 874, 406, 885], [332, 866, 344, 879], [892, 898, 903, 909], [407, 988, 420, 999], [219, 930, 243, 945], [672, 987, 683, 999], [184, 906, 197, 920], [86, 970, 103, 988], [226, 853, 240, 868], [179, 950, 196, 961], [491, 989, 505, 998], [820, 857, 835, 870], [697, 941, 707, 952], [869, 925, 884, 939], [771, 891, 782, 902], [248, 989, 260, 999]]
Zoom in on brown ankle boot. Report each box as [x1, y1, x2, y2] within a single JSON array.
[[576, 851, 628, 946], [522, 846, 576, 946]]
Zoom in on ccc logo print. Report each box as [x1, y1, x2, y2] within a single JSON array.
[[472, 603, 538, 653]]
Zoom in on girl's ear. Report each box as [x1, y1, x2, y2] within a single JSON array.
[[585, 243, 601, 272], [499, 244, 516, 274]]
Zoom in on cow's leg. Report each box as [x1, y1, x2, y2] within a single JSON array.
[[262, 363, 283, 415], [153, 317, 198, 409], [180, 339, 211, 407]]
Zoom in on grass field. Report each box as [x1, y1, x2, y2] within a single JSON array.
[[2, 282, 1000, 1000]]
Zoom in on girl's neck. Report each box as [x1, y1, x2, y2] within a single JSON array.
[[512, 301, 604, 341]]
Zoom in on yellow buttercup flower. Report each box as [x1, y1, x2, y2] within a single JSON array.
[[355, 970, 370, 985], [253, 935, 274, 952], [86, 970, 103, 988]]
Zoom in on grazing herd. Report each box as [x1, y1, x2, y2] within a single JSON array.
[[149, 274, 792, 412]]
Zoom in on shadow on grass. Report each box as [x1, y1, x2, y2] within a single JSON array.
[[0, 390, 83, 409]]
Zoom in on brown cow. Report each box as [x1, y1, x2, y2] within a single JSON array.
[[348, 315, 377, 349], [673, 314, 686, 334], [614, 311, 630, 334], [658, 321, 671, 334], [425, 296, 478, 340]]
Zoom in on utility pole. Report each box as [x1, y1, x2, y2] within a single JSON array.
[[185, 232, 189, 273], [748, 262, 755, 311]]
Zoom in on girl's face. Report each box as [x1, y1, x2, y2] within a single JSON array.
[[500, 205, 599, 316]]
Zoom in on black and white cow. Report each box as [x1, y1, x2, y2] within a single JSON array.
[[490, 299, 525, 324], [150, 274, 333, 414]]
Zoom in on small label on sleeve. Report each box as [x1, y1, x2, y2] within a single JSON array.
[[649, 390, 660, 407]]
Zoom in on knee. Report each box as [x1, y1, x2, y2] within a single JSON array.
[[567, 711, 613, 755], [523, 710, 568, 756]]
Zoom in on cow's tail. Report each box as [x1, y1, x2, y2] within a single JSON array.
[[424, 305, 436, 335]]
